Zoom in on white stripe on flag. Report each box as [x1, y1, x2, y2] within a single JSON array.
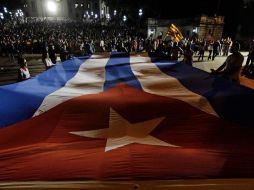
[[130, 55, 218, 117], [33, 54, 110, 117]]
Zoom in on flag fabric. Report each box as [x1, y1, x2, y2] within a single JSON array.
[[0, 52, 254, 181], [166, 24, 184, 42]]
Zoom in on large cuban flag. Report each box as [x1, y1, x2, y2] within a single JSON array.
[[0, 52, 254, 181]]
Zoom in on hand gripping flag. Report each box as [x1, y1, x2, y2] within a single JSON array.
[[0, 52, 254, 181]]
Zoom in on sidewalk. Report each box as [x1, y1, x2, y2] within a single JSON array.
[[0, 55, 45, 86], [192, 51, 249, 73]]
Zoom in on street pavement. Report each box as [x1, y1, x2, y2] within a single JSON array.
[[192, 52, 249, 73], [0, 54, 45, 85], [0, 52, 253, 89], [192, 51, 254, 89]]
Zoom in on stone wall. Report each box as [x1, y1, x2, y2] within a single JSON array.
[[147, 15, 224, 41], [198, 15, 224, 41]]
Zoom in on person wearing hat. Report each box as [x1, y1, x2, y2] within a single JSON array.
[[211, 41, 244, 83]]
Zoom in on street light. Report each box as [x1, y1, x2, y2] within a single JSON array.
[[0, 13, 4, 20], [106, 13, 110, 20], [123, 15, 127, 22], [46, 1, 57, 14], [15, 9, 24, 17], [138, 9, 143, 17], [4, 7, 7, 13], [138, 9, 143, 31], [114, 10, 117, 16], [95, 14, 98, 19]]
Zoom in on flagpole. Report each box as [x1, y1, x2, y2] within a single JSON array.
[[215, 0, 221, 16]]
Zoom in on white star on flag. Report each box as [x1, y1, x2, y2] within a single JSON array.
[[70, 108, 179, 152]]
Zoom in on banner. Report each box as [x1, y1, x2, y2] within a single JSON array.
[[0, 52, 254, 181], [167, 24, 184, 42]]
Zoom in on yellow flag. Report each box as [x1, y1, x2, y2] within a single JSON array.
[[167, 24, 184, 42]]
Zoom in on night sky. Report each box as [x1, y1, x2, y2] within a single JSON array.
[[107, 0, 253, 38], [1, 0, 253, 38], [108, 0, 243, 17], [110, 0, 247, 38]]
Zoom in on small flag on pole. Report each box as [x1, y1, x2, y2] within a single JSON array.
[[167, 24, 184, 42]]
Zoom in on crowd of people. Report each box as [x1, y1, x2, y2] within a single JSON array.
[[0, 19, 237, 62], [0, 18, 253, 83]]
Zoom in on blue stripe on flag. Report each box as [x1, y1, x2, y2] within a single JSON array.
[[104, 52, 142, 91], [0, 56, 90, 128], [151, 57, 254, 125]]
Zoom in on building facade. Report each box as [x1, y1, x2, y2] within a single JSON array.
[[21, 0, 109, 20], [147, 15, 224, 41]]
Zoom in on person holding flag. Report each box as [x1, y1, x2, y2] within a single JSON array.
[[211, 41, 244, 83]]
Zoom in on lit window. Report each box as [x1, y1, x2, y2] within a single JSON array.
[[75, 3, 78, 8], [81, 3, 83, 7], [88, 3, 90, 8], [192, 27, 198, 33]]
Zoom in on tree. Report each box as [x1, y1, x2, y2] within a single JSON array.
[[0, 0, 23, 9]]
